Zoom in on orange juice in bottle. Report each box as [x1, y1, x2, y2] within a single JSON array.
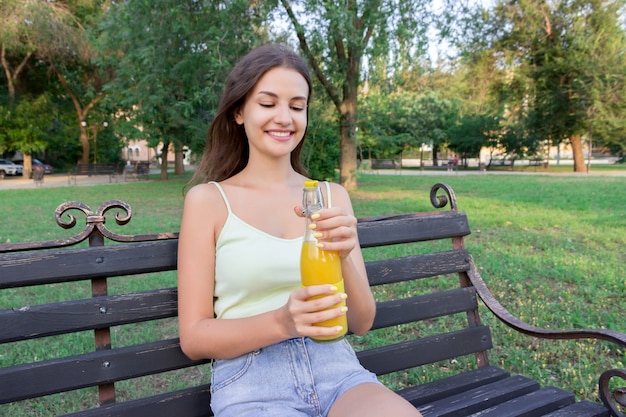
[[300, 180, 347, 342]]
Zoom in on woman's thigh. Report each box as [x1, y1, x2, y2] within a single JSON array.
[[328, 382, 423, 417]]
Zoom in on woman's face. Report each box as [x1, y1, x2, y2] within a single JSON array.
[[235, 67, 309, 160]]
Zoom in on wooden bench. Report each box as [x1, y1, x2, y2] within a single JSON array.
[[371, 158, 402, 170], [419, 160, 449, 171], [529, 158, 549, 168], [123, 161, 151, 181], [1, 184, 624, 417], [68, 163, 120, 185], [487, 158, 516, 169]]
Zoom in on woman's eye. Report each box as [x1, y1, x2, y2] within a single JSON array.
[[260, 103, 274, 108], [291, 106, 305, 112]]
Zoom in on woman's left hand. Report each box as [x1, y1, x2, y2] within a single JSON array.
[[293, 205, 358, 259]]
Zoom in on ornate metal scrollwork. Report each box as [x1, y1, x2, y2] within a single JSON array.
[[55, 200, 133, 242], [430, 183, 458, 212], [599, 368, 626, 417]]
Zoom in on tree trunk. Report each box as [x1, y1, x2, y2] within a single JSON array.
[[339, 111, 358, 192], [174, 150, 185, 175], [160, 141, 169, 180], [79, 127, 90, 164], [23, 153, 33, 179], [570, 134, 586, 172]]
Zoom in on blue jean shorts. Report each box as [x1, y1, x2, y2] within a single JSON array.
[[209, 337, 381, 417]]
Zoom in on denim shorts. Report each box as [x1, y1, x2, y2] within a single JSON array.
[[209, 337, 381, 417]]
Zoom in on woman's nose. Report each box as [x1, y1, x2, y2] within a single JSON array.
[[274, 104, 292, 125]]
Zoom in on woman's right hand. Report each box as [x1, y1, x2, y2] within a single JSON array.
[[280, 285, 348, 339]]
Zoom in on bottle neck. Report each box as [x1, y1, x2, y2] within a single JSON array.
[[302, 185, 323, 242]]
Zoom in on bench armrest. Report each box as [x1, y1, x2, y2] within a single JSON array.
[[466, 259, 626, 416]]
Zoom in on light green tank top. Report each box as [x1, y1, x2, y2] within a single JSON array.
[[212, 181, 331, 319]]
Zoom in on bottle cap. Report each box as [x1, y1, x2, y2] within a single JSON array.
[[304, 180, 319, 187]]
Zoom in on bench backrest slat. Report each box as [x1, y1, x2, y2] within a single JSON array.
[[372, 287, 478, 330], [357, 212, 470, 247], [357, 326, 493, 375], [366, 250, 471, 286], [0, 240, 178, 289], [0, 288, 177, 343], [0, 339, 207, 404]]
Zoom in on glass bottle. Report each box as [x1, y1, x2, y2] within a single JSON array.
[[300, 180, 347, 342]]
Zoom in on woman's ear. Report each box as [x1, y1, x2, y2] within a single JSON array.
[[234, 108, 244, 125]]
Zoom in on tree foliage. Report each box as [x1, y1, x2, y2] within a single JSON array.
[[461, 0, 626, 169], [0, 0, 109, 167], [2, 0, 624, 178], [98, 0, 269, 179]]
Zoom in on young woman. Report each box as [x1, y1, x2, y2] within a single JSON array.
[[177, 43, 422, 417]]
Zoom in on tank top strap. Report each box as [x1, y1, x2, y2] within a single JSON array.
[[208, 181, 233, 214], [323, 181, 332, 208]]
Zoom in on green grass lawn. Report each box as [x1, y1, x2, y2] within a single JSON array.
[[1, 172, 624, 415]]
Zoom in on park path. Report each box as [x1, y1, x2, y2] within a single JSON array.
[[0, 170, 162, 190], [1, 167, 624, 191]]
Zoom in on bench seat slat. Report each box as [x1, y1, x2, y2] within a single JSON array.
[[397, 366, 511, 406], [418, 375, 540, 416], [357, 326, 493, 376], [60, 385, 213, 417], [372, 287, 478, 330], [542, 401, 610, 417], [0, 339, 206, 404], [464, 386, 575, 417], [366, 249, 471, 286], [0, 288, 178, 343], [357, 212, 471, 248], [0, 240, 178, 289]]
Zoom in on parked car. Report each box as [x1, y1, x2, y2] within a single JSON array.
[[33, 159, 54, 174], [0, 158, 22, 179], [12, 158, 54, 176]]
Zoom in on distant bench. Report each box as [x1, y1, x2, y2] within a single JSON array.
[[123, 161, 151, 181], [487, 158, 516, 169], [68, 163, 120, 185], [419, 160, 457, 171], [371, 158, 402, 170], [529, 158, 547, 167]]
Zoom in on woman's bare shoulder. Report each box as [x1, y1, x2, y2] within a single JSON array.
[[184, 182, 223, 205], [183, 182, 229, 223]]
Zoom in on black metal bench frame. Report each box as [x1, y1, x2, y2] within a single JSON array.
[[1, 184, 624, 417], [68, 163, 120, 185]]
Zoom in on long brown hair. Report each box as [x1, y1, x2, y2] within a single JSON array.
[[187, 44, 312, 188]]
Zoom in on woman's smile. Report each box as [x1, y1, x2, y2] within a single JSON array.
[[267, 130, 295, 141]]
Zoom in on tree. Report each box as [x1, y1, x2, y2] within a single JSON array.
[[447, 113, 496, 163], [278, 0, 430, 190], [0, 0, 108, 166], [0, 94, 54, 176], [99, 0, 268, 179], [466, 0, 626, 172]]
